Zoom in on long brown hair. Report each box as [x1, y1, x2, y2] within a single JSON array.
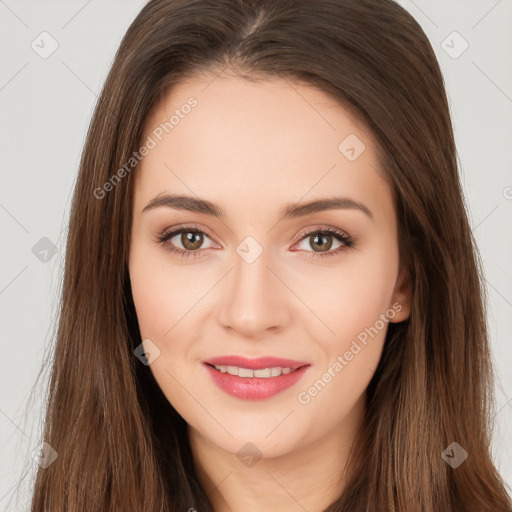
[[27, 0, 511, 510]]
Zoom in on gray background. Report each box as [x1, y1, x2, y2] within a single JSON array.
[[1, 0, 511, 509]]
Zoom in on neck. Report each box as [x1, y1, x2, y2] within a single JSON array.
[[187, 396, 365, 512]]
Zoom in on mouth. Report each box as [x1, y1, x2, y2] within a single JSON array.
[[202, 356, 311, 400], [205, 362, 306, 378]]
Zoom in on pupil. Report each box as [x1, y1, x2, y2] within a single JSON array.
[[312, 233, 332, 252], [182, 231, 203, 250]]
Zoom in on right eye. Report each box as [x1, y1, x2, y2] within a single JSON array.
[[156, 225, 219, 259]]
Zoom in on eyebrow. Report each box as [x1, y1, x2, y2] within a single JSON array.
[[141, 193, 373, 220]]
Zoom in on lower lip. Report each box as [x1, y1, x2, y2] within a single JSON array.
[[204, 363, 310, 400]]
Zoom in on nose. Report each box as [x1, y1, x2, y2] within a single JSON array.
[[217, 248, 292, 339]]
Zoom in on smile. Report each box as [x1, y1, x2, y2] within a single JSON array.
[[210, 364, 297, 378], [203, 359, 310, 400]]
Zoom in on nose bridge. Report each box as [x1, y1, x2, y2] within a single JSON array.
[[218, 241, 290, 336]]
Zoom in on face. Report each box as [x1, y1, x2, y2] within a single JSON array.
[[129, 73, 411, 459]]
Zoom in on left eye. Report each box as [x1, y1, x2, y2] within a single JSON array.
[[291, 227, 355, 258], [294, 230, 349, 254], [156, 225, 355, 259]]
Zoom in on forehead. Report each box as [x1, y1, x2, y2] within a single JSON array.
[[135, 74, 392, 222]]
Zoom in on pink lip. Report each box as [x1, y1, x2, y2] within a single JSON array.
[[204, 355, 308, 370], [202, 355, 311, 400]]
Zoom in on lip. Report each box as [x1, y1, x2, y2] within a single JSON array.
[[202, 355, 311, 400], [203, 355, 309, 370]]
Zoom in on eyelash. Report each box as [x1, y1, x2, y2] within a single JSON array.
[[155, 224, 355, 260]]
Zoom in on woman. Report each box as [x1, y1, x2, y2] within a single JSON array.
[[29, 0, 512, 510]]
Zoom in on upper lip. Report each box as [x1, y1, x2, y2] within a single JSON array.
[[203, 355, 309, 370]]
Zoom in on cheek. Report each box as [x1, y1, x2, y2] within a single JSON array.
[[297, 248, 398, 349], [129, 253, 169, 340], [294, 279, 395, 427], [129, 242, 207, 341], [330, 268, 395, 343], [296, 247, 398, 394]]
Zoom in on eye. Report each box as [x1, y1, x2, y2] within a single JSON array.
[[292, 226, 355, 258], [156, 225, 218, 260]]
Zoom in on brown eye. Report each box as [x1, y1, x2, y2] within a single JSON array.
[[157, 226, 217, 259], [292, 227, 355, 259], [180, 230, 204, 251], [308, 232, 334, 253]]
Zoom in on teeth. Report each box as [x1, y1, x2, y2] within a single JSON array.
[[226, 366, 239, 376], [254, 368, 271, 378], [238, 367, 253, 377], [213, 365, 296, 378]]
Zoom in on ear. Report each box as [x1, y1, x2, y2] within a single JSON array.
[[389, 265, 412, 323]]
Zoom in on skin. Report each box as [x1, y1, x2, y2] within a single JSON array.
[[129, 71, 411, 512]]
